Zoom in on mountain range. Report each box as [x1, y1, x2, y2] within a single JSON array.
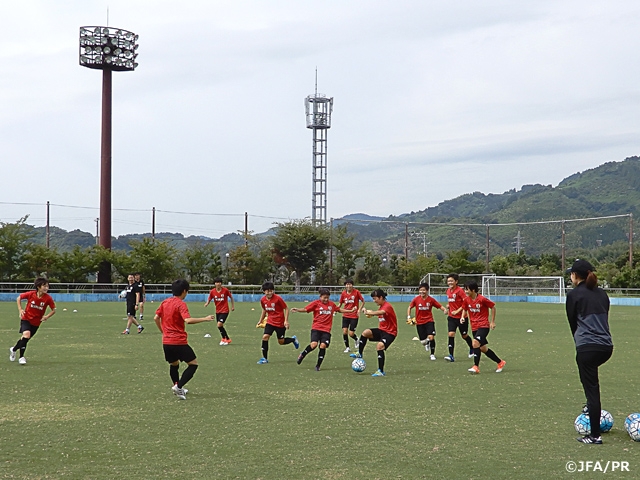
[[23, 156, 640, 260]]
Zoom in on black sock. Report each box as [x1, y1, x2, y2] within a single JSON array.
[[343, 334, 349, 347], [283, 338, 294, 345], [473, 347, 481, 366], [317, 348, 326, 367], [170, 364, 180, 384], [218, 326, 228, 339], [430, 338, 436, 355], [13, 338, 25, 353], [301, 345, 313, 357], [464, 335, 473, 349], [377, 350, 385, 372], [448, 337, 455, 355], [178, 364, 198, 388], [261, 340, 269, 359], [485, 348, 501, 363], [19, 337, 29, 357], [350, 333, 358, 344], [358, 336, 367, 355]]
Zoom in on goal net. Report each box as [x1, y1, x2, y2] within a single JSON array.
[[481, 275, 566, 302]]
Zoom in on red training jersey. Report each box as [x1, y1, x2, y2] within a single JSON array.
[[339, 289, 364, 319], [463, 294, 495, 330], [409, 295, 443, 324], [155, 296, 191, 345], [304, 299, 338, 333], [19, 291, 55, 327], [446, 286, 468, 319], [376, 301, 398, 336], [207, 287, 233, 314], [261, 294, 288, 328]]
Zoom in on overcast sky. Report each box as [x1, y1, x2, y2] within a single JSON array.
[[1, 1, 639, 239]]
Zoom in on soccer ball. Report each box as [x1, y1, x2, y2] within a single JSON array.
[[351, 358, 366, 373], [574, 410, 614, 435], [119, 289, 127, 299], [628, 419, 640, 442], [600, 410, 614, 433], [625, 413, 640, 433], [574, 413, 591, 435]]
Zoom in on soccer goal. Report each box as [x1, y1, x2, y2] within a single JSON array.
[[481, 275, 566, 303]]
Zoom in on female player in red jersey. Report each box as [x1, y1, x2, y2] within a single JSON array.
[[256, 282, 299, 364], [9, 277, 56, 365], [350, 289, 398, 377], [407, 282, 447, 360], [462, 281, 506, 374], [204, 277, 235, 345], [291, 287, 356, 371]]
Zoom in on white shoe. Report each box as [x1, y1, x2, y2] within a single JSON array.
[[18, 357, 27, 365], [343, 347, 350, 353], [9, 347, 16, 362], [219, 340, 227, 346], [430, 354, 437, 361], [171, 384, 186, 400]]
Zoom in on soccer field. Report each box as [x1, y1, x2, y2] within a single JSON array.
[[1, 300, 639, 479]]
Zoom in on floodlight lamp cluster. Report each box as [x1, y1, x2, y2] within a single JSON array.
[[79, 26, 139, 71]]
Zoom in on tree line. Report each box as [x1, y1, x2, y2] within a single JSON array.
[[1, 217, 638, 288]]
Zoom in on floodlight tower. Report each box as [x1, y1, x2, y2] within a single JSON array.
[[305, 74, 333, 225], [79, 26, 138, 282]]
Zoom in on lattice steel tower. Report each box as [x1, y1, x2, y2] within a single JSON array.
[[305, 74, 333, 224]]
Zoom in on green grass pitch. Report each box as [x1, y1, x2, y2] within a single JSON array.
[[1, 300, 639, 479]]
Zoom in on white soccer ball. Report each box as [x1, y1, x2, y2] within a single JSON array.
[[600, 410, 614, 433], [628, 419, 640, 442], [119, 290, 127, 299], [351, 358, 366, 373], [574, 413, 590, 435], [625, 413, 640, 433]]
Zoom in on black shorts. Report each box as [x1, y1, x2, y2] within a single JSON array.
[[264, 324, 286, 339], [163, 344, 197, 363], [310, 329, 331, 346], [472, 328, 490, 347], [448, 316, 469, 336], [416, 322, 436, 340], [341, 316, 359, 331], [369, 328, 396, 349], [19, 320, 39, 336], [216, 312, 229, 323], [127, 303, 137, 317]]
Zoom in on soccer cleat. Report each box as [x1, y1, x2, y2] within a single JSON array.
[[315, 365, 321, 371], [576, 435, 602, 444], [137, 326, 144, 334], [219, 340, 228, 346], [121, 329, 130, 334], [292, 336, 300, 349], [9, 347, 16, 362], [468, 365, 480, 374], [18, 357, 27, 365], [296, 353, 304, 365], [349, 352, 362, 358], [582, 404, 589, 414], [171, 384, 186, 400], [430, 354, 437, 361], [343, 347, 351, 353], [257, 357, 268, 364], [225, 338, 232, 345], [444, 355, 455, 362], [371, 369, 386, 377], [495, 360, 506, 373]]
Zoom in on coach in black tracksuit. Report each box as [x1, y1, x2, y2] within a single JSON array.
[[566, 259, 613, 444]]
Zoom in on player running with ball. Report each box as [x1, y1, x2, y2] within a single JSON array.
[[350, 289, 398, 377], [407, 283, 447, 360], [462, 281, 506, 374], [291, 287, 356, 371]]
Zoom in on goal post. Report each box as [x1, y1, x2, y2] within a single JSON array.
[[481, 275, 566, 303]]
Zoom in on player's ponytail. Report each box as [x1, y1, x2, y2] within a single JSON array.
[[585, 271, 598, 290]]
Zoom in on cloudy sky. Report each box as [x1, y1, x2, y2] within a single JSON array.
[[1, 1, 639, 238]]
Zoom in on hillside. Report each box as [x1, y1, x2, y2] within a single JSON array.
[[18, 156, 640, 260]]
